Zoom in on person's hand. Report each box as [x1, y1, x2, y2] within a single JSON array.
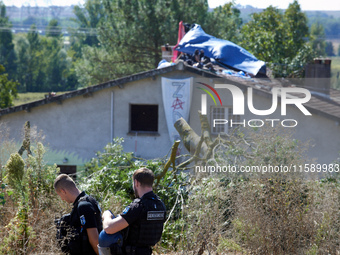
[[102, 210, 113, 221]]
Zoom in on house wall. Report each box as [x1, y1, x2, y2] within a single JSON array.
[[0, 71, 208, 165], [1, 89, 114, 164], [202, 84, 340, 165], [246, 90, 340, 164], [1, 71, 340, 166]]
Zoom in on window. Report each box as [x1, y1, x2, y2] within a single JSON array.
[[130, 104, 158, 132], [211, 106, 240, 134], [57, 165, 77, 179], [228, 108, 241, 131]]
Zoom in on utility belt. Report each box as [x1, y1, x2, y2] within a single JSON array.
[[124, 245, 151, 255]]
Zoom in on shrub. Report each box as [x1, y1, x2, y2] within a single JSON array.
[[0, 124, 60, 254], [77, 138, 190, 251], [233, 178, 315, 254]]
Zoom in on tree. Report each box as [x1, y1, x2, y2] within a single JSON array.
[[15, 25, 45, 92], [26, 24, 45, 92], [284, 1, 309, 58], [14, 35, 30, 92], [71, 0, 105, 48], [240, 6, 287, 63], [41, 36, 74, 91], [67, 0, 106, 68], [0, 2, 17, 80], [75, 0, 212, 86], [205, 2, 242, 43], [0, 65, 18, 109], [240, 2, 315, 77], [325, 41, 335, 56], [306, 13, 340, 41], [14, 23, 78, 92], [46, 19, 62, 38], [310, 22, 326, 56]]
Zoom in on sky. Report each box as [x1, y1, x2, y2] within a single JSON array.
[[2, 0, 340, 11]]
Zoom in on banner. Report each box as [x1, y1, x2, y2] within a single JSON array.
[[162, 77, 193, 143]]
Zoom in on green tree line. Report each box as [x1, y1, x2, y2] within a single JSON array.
[[0, 0, 332, 108]]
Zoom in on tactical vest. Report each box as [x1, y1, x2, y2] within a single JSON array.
[[67, 194, 103, 254], [125, 194, 166, 247]]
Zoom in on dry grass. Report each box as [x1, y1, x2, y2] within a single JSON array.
[[231, 177, 340, 255], [0, 187, 68, 254], [1, 124, 340, 254]]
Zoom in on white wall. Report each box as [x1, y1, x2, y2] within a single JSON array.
[[192, 80, 340, 164], [1, 71, 339, 166]]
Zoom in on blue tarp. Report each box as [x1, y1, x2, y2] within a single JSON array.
[[175, 24, 265, 76]]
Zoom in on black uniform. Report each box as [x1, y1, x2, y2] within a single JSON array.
[[67, 191, 102, 255], [121, 191, 166, 255]]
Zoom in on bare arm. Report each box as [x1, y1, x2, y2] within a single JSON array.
[[102, 211, 129, 234], [87, 228, 99, 255]]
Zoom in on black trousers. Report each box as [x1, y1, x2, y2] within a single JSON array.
[[124, 246, 152, 255]]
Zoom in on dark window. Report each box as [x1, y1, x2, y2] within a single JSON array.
[[57, 165, 77, 179], [130, 104, 158, 132]]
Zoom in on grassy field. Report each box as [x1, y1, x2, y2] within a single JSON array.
[[13, 92, 50, 106]]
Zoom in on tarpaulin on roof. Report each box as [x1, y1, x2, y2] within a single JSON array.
[[175, 24, 265, 76]]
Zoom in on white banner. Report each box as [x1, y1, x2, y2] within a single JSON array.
[[162, 77, 193, 142]]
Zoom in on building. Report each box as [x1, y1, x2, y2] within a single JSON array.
[[1, 61, 340, 171]]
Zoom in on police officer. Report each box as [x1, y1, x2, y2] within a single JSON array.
[[101, 167, 166, 255], [54, 174, 102, 255]]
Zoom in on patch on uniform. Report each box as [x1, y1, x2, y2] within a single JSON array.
[[122, 207, 130, 214], [147, 211, 165, 221], [80, 215, 86, 225]]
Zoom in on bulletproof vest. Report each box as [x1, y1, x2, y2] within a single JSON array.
[[67, 194, 103, 254], [77, 195, 103, 233], [125, 194, 166, 247]]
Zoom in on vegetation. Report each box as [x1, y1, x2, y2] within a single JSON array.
[[0, 64, 18, 108], [331, 56, 340, 89], [14, 21, 78, 93], [74, 0, 213, 85], [307, 11, 340, 40], [1, 1, 340, 254], [240, 1, 317, 77], [0, 123, 61, 254], [1, 114, 340, 254], [0, 2, 16, 81]]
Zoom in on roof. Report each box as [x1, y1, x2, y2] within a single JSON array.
[[218, 71, 340, 122], [1, 61, 340, 123], [0, 62, 188, 117]]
